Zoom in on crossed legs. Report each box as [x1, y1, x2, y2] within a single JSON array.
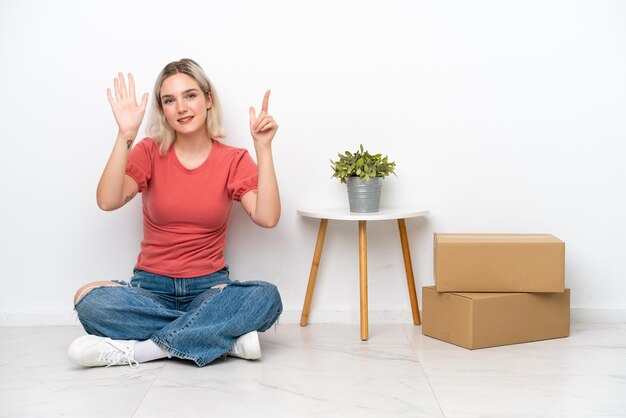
[[71, 278, 282, 367]]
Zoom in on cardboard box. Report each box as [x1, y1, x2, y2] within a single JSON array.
[[434, 233, 565, 292], [422, 286, 570, 349]]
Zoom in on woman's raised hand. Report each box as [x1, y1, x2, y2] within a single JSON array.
[[249, 90, 278, 146], [106, 73, 149, 137]]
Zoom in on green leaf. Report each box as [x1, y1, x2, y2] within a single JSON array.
[[331, 145, 396, 182]]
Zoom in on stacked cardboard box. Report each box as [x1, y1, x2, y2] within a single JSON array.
[[422, 233, 570, 349]]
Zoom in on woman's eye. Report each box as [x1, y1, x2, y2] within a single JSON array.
[[163, 98, 174, 105], [186, 93, 196, 100]]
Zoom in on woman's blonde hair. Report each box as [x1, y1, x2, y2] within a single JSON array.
[[146, 58, 225, 155]]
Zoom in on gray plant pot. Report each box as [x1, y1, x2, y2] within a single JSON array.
[[346, 177, 383, 213]]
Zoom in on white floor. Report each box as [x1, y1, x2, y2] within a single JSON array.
[[1, 322, 625, 418]]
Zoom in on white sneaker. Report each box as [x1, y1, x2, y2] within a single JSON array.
[[68, 335, 139, 368], [228, 331, 261, 360]]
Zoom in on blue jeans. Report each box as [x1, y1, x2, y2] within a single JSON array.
[[74, 267, 283, 367]]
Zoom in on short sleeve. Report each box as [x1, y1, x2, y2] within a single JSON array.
[[125, 138, 153, 193], [227, 149, 258, 201]]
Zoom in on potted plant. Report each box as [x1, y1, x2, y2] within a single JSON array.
[[330, 144, 396, 213]]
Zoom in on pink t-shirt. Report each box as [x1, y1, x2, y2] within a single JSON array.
[[125, 138, 258, 278]]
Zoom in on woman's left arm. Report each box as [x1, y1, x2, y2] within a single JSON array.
[[241, 90, 281, 228]]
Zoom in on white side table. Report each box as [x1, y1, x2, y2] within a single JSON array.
[[297, 208, 429, 340]]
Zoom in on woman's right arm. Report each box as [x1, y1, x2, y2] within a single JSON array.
[[96, 73, 148, 211]]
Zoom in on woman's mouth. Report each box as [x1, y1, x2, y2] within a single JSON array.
[[178, 116, 194, 124]]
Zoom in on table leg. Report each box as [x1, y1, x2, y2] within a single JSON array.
[[359, 220, 368, 340], [300, 218, 328, 327], [397, 218, 421, 325]]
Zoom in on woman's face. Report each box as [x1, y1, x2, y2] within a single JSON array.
[[160, 73, 211, 136]]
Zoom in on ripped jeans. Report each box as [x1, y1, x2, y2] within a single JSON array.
[[74, 267, 283, 367]]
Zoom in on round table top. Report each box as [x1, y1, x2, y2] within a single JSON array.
[[297, 208, 429, 221]]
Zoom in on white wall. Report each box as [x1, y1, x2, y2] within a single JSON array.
[[1, 0, 625, 325]]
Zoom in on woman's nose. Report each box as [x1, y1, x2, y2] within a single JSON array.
[[177, 99, 187, 113]]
